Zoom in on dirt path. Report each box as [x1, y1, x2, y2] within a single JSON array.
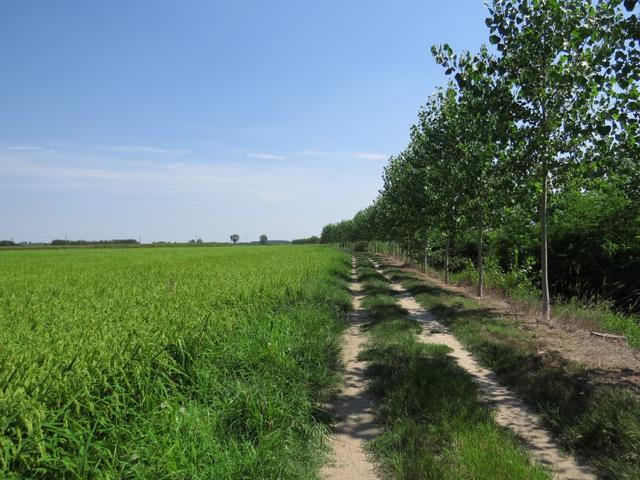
[[322, 258, 379, 480], [374, 262, 596, 480]]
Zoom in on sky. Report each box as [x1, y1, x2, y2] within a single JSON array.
[[0, 1, 489, 243]]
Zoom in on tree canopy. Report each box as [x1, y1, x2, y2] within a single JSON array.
[[322, 0, 640, 317]]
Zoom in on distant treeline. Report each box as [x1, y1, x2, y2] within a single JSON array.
[[51, 239, 139, 246], [291, 236, 320, 244]]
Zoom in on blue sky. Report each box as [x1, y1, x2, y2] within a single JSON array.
[[1, 1, 488, 242]]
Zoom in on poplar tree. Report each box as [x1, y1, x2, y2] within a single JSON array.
[[485, 0, 608, 320], [433, 46, 517, 296]]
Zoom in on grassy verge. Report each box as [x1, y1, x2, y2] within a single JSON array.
[[354, 254, 550, 480], [379, 258, 640, 479]]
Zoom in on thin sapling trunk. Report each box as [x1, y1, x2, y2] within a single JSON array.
[[541, 171, 551, 322], [477, 216, 484, 297], [445, 237, 450, 285]]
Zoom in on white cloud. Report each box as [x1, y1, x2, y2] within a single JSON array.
[[300, 150, 331, 157], [0, 145, 384, 242], [0, 151, 323, 203], [105, 145, 190, 155], [352, 152, 388, 161], [300, 150, 388, 161], [1, 145, 46, 151], [1, 142, 190, 155], [247, 153, 286, 160]]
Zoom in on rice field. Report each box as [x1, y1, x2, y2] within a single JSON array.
[[0, 245, 351, 479]]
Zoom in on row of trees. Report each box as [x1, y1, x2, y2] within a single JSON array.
[[51, 239, 140, 245], [322, 0, 639, 320], [292, 236, 320, 244]]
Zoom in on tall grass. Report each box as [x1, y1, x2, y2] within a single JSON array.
[[0, 245, 351, 478]]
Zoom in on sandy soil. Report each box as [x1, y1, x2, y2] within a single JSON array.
[[375, 262, 596, 480], [392, 258, 640, 391], [321, 258, 380, 480]]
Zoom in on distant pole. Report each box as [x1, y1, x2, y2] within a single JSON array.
[[139, 234, 141, 244]]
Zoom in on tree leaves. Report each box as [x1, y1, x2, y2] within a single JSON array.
[[321, 0, 639, 316]]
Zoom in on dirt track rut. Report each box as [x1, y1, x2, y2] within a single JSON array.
[[322, 258, 379, 480]]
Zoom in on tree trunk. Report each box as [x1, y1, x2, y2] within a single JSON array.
[[405, 241, 411, 265], [540, 17, 551, 323], [444, 237, 450, 285], [541, 172, 551, 322], [477, 214, 484, 297], [424, 244, 428, 275]]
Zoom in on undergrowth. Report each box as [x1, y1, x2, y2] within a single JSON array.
[[444, 259, 640, 348]]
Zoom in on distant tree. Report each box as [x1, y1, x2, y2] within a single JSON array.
[[0, 240, 16, 247], [230, 234, 240, 245], [196, 238, 203, 244], [259, 234, 268, 245]]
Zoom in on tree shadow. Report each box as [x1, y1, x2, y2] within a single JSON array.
[[330, 268, 352, 283], [357, 271, 390, 284], [360, 301, 409, 329]]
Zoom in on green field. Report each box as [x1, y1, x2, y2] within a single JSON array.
[[0, 245, 350, 479]]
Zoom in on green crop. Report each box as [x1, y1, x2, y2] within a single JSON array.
[[0, 245, 350, 479]]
